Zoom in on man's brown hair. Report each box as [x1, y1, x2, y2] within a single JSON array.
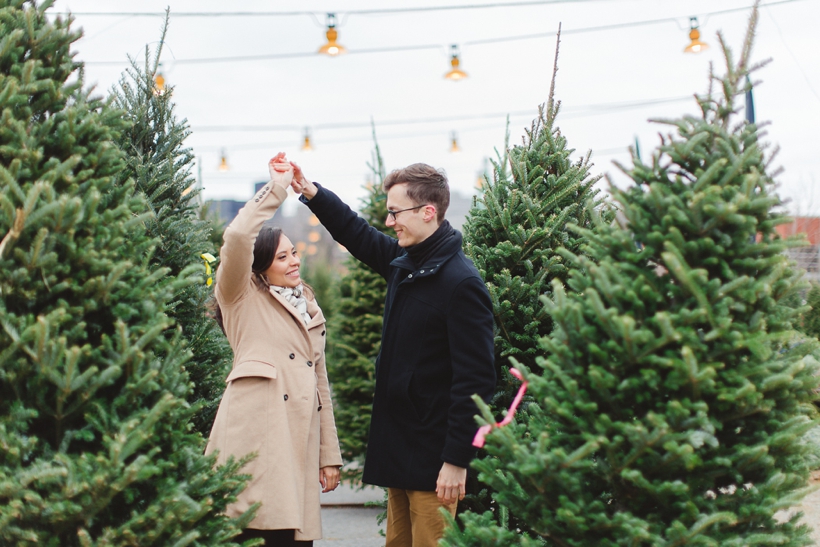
[[383, 163, 450, 223]]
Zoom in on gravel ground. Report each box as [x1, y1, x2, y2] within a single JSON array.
[[315, 507, 385, 547]]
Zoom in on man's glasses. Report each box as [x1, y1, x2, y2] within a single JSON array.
[[386, 204, 426, 221]]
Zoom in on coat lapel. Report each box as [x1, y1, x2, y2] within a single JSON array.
[[306, 297, 326, 330], [267, 289, 313, 347], [267, 289, 326, 342]]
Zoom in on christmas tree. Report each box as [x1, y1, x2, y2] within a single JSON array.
[[799, 283, 820, 339], [463, 29, 605, 409], [301, 255, 340, 324], [327, 132, 390, 482], [444, 7, 820, 546], [458, 30, 607, 529], [0, 2, 250, 544], [111, 22, 232, 435]]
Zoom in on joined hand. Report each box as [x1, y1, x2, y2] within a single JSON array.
[[268, 152, 293, 189]]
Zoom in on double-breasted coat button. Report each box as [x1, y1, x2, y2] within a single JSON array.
[[306, 361, 313, 367], [408, 273, 413, 278], [318, 405, 323, 412], [321, 330, 326, 336], [289, 353, 295, 359], [284, 394, 289, 401]]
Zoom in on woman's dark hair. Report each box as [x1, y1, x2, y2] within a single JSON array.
[[251, 226, 284, 288], [213, 226, 283, 334]]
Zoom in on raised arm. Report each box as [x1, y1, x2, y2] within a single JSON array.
[[290, 163, 401, 278], [215, 155, 293, 305]]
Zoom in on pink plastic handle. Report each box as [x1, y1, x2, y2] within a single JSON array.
[[472, 368, 528, 448]]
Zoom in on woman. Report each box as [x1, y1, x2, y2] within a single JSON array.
[[206, 153, 342, 546]]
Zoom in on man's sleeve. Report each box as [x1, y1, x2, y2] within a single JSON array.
[[441, 275, 497, 467], [300, 184, 400, 278]]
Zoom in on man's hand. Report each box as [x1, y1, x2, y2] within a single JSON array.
[[268, 153, 293, 190], [436, 462, 467, 505], [289, 161, 318, 199], [319, 466, 341, 493]]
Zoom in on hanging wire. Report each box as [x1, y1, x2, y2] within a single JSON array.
[[763, 4, 820, 103], [191, 95, 692, 133], [81, 0, 807, 67], [48, 1, 640, 18]]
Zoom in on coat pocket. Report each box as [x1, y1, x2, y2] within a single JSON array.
[[226, 360, 277, 383]]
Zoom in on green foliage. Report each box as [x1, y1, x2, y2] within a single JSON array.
[[463, 34, 605, 409], [200, 200, 227, 260], [327, 132, 390, 482], [444, 10, 820, 546], [302, 256, 340, 322], [0, 2, 249, 544], [458, 32, 606, 531], [110, 23, 233, 435], [801, 283, 820, 339]]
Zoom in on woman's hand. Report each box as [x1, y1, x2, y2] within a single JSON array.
[[289, 161, 318, 199], [319, 466, 341, 493], [268, 153, 293, 189]]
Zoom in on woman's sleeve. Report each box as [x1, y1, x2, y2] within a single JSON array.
[[215, 183, 288, 305], [316, 346, 343, 468]]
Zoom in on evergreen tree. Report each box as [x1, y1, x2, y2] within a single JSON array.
[[327, 133, 390, 482], [302, 256, 340, 323], [800, 283, 820, 339], [0, 2, 250, 544], [444, 8, 820, 546], [458, 31, 606, 529], [463, 31, 605, 410], [111, 22, 232, 435], [200, 201, 227, 257]]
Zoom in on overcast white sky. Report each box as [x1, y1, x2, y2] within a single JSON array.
[[50, 0, 820, 215]]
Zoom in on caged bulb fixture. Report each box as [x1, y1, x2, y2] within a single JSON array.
[[301, 128, 314, 151], [684, 17, 709, 53], [444, 45, 467, 81], [450, 132, 461, 153], [153, 70, 165, 95], [318, 13, 347, 56]]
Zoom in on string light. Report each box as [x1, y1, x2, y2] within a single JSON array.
[[450, 131, 461, 153], [153, 71, 165, 94], [82, 1, 800, 67], [684, 17, 708, 53], [445, 45, 467, 81], [318, 13, 346, 56], [218, 149, 229, 171], [301, 128, 314, 151], [476, 157, 489, 189]]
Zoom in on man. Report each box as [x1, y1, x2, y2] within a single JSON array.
[[290, 162, 496, 547]]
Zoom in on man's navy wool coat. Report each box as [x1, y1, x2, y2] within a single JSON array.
[[302, 185, 496, 491]]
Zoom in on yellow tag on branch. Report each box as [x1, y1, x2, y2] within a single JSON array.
[[201, 253, 217, 286]]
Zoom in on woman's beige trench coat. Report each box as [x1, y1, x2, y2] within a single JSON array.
[[205, 182, 342, 541]]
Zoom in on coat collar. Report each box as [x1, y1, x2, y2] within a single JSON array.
[[267, 287, 326, 332], [390, 229, 463, 274]]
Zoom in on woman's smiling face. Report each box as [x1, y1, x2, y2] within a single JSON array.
[[265, 235, 301, 288]]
